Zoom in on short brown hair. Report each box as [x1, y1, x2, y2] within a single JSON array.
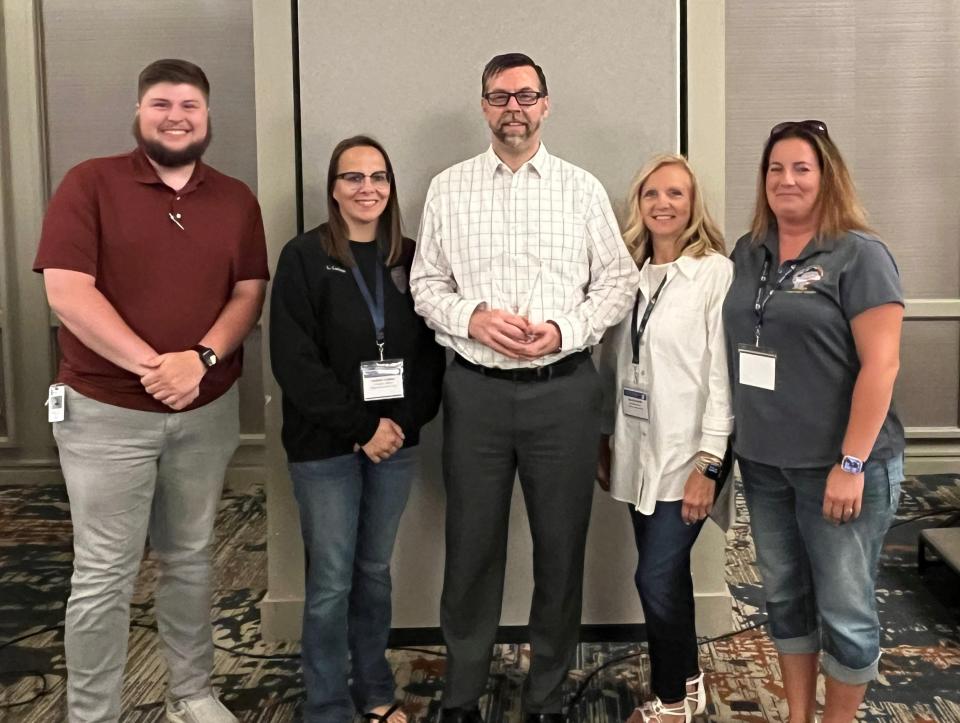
[[324, 135, 403, 267], [138, 59, 210, 101], [750, 125, 871, 243], [481, 53, 548, 95]]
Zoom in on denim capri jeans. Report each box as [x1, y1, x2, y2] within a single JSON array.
[[738, 454, 903, 684]]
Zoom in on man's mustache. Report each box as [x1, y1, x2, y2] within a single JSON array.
[[498, 113, 529, 127]]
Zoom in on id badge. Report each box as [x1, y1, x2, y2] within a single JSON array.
[[47, 383, 66, 422], [622, 385, 649, 419], [360, 359, 405, 401], [738, 344, 776, 390]]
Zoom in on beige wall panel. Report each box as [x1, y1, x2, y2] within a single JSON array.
[[298, 1, 678, 231], [296, 0, 691, 630], [726, 0, 960, 430], [725, 0, 857, 241], [895, 323, 960, 428], [853, 6, 960, 300], [41, 0, 257, 192]]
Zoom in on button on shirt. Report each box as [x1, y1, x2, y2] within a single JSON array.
[[598, 252, 734, 514], [410, 144, 639, 368]]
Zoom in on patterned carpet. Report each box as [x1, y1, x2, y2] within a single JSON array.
[[1, 475, 958, 722]]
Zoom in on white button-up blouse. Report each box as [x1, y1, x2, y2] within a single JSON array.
[[598, 250, 734, 515]]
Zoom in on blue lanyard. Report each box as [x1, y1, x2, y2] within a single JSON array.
[[350, 258, 386, 360], [753, 252, 798, 346]]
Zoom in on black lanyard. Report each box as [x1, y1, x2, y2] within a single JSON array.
[[631, 274, 669, 364], [350, 257, 386, 361], [753, 253, 798, 346]]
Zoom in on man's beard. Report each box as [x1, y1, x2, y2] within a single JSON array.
[[492, 112, 538, 147], [133, 117, 212, 168]]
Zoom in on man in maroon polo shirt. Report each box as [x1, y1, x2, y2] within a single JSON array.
[[33, 59, 268, 723]]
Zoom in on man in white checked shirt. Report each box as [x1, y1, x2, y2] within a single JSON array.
[[410, 53, 639, 723]]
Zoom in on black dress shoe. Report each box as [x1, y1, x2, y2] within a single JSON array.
[[440, 706, 483, 723], [525, 714, 565, 723]]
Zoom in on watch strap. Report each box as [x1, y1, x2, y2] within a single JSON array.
[[192, 344, 218, 368]]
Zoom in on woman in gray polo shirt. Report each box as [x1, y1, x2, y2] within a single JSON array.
[[723, 121, 904, 722]]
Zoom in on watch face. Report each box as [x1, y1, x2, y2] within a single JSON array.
[[841, 456, 863, 473], [705, 463, 722, 480]]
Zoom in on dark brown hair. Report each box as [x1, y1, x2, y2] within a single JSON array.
[[482, 53, 548, 95], [138, 59, 210, 101], [324, 135, 403, 266]]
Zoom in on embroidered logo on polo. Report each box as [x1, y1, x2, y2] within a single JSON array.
[[790, 265, 824, 291], [325, 264, 347, 274]]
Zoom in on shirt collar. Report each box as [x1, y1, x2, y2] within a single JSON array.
[[129, 147, 208, 192], [484, 142, 551, 179], [762, 225, 839, 263], [640, 251, 705, 282], [674, 253, 701, 279]]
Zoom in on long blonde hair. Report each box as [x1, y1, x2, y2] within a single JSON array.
[[622, 154, 725, 266], [750, 126, 872, 243]]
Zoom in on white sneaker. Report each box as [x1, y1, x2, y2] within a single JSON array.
[[166, 693, 239, 723]]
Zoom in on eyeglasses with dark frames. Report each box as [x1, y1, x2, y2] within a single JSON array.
[[482, 90, 545, 107], [334, 171, 392, 189], [769, 120, 829, 138]]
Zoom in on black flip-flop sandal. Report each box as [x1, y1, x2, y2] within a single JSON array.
[[363, 702, 404, 723]]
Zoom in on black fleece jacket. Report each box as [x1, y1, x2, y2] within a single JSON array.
[[270, 225, 445, 462]]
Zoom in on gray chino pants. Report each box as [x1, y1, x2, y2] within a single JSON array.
[[439, 358, 601, 713], [53, 384, 239, 723]]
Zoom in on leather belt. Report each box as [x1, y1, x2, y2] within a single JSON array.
[[454, 349, 591, 382]]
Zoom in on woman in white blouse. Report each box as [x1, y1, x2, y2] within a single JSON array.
[[597, 154, 733, 723]]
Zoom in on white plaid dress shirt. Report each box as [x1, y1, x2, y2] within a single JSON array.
[[410, 144, 639, 369]]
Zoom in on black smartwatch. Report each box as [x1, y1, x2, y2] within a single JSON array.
[[192, 344, 218, 369], [702, 461, 723, 481]]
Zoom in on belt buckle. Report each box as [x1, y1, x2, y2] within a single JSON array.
[[533, 365, 551, 381]]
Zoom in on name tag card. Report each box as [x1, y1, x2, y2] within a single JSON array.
[[360, 359, 405, 401], [622, 385, 650, 419], [47, 383, 66, 422], [738, 345, 776, 391]]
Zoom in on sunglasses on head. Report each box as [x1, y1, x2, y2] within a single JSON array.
[[769, 120, 829, 138]]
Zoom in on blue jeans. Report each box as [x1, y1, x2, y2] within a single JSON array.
[[629, 500, 704, 703], [290, 447, 417, 723], [739, 455, 903, 684]]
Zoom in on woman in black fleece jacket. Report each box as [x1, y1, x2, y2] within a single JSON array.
[[270, 136, 444, 723]]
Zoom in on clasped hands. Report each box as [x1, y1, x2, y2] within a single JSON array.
[[468, 305, 560, 359], [354, 418, 405, 464], [140, 350, 206, 410]]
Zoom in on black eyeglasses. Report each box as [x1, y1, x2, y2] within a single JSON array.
[[482, 90, 545, 107], [769, 120, 829, 138], [334, 171, 391, 189]]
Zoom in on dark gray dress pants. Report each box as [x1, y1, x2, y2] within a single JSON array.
[[439, 358, 601, 713]]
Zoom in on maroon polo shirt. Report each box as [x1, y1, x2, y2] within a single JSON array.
[[33, 148, 269, 412]]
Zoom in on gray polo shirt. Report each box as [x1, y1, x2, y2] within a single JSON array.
[[722, 229, 905, 468]]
